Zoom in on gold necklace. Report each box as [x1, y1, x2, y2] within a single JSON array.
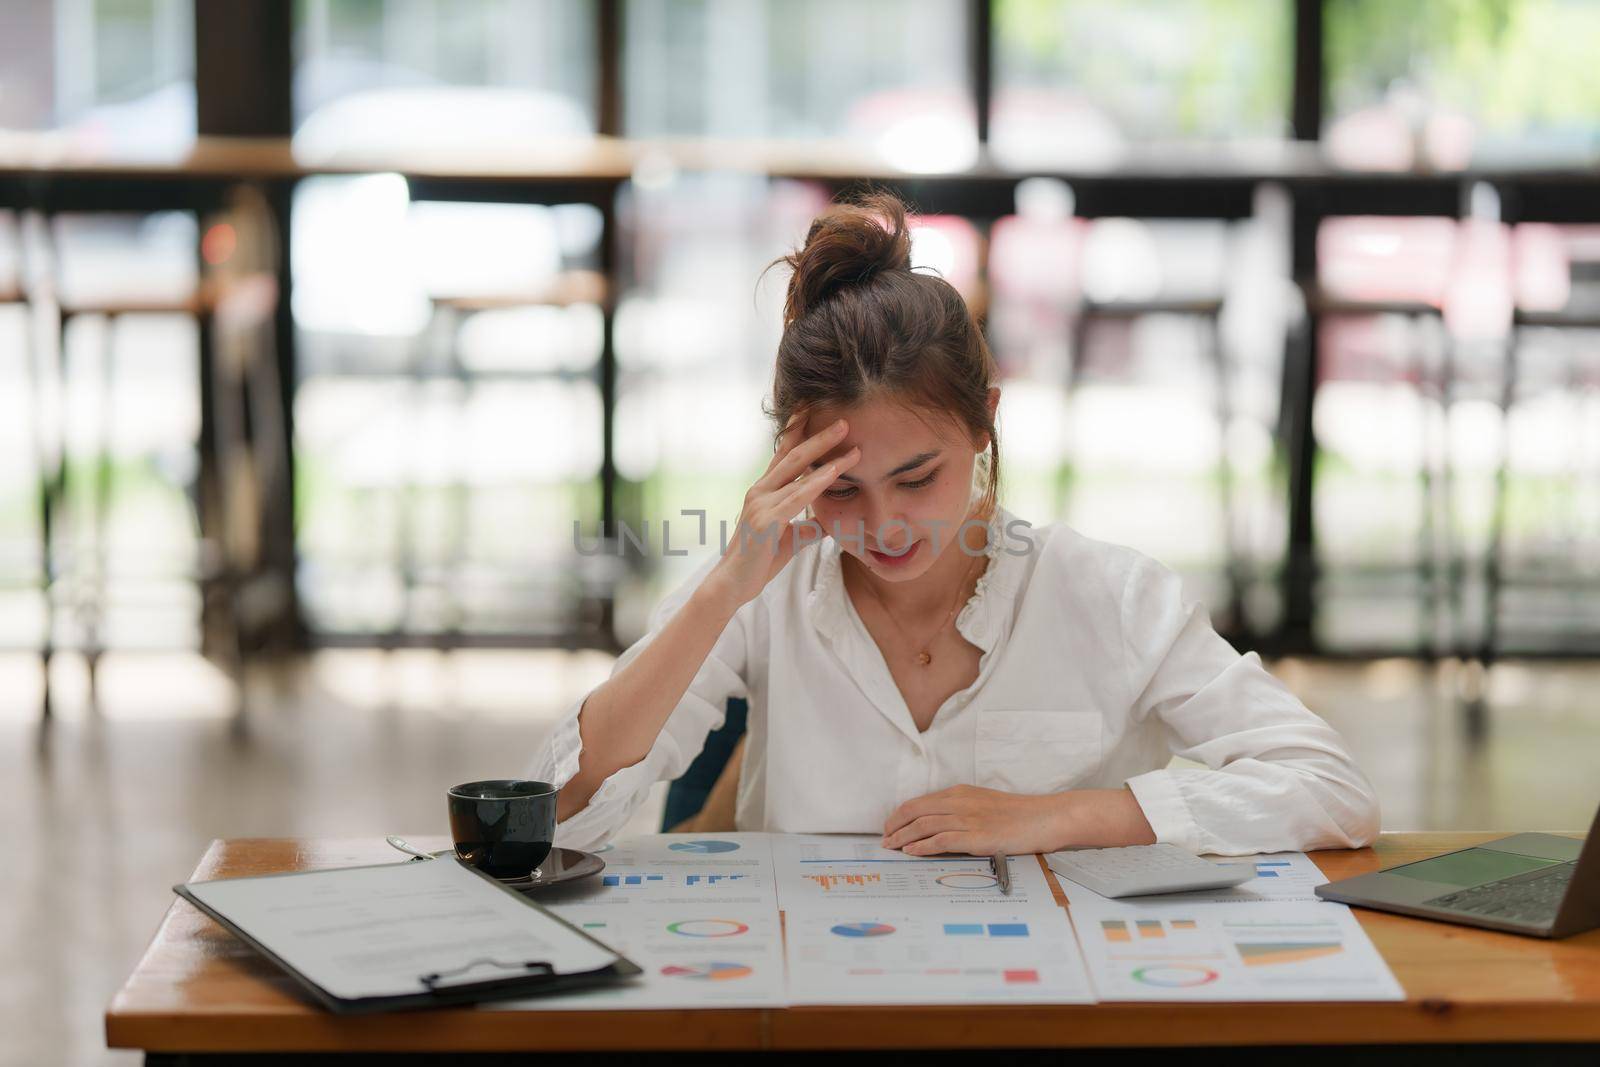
[[854, 547, 986, 667]]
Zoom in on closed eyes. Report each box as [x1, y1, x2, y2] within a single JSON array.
[[822, 466, 940, 501]]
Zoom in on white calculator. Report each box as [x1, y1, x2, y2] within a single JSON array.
[[1045, 843, 1256, 898]]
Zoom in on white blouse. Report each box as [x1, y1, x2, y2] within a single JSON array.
[[530, 504, 1382, 857]]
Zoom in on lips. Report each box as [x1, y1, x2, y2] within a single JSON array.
[[867, 539, 923, 568]]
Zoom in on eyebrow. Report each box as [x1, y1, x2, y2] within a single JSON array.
[[832, 450, 941, 484]]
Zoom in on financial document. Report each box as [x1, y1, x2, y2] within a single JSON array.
[[1058, 851, 1404, 1002], [489, 833, 787, 1009], [772, 833, 1059, 912], [490, 902, 787, 1009], [486, 834, 1404, 1009], [772, 834, 1095, 1005], [784, 905, 1094, 1004], [542, 832, 777, 910]]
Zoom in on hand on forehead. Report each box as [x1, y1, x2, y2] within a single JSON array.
[[805, 399, 962, 470]]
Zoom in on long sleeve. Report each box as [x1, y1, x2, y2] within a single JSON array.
[[527, 553, 751, 851], [1117, 553, 1382, 856]]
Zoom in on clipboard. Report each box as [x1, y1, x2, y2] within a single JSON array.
[[175, 855, 642, 1014]]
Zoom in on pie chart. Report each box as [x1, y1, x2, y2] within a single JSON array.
[[1132, 965, 1219, 988], [666, 918, 749, 938], [936, 871, 999, 890], [661, 962, 753, 981], [668, 840, 740, 854], [831, 922, 896, 938]]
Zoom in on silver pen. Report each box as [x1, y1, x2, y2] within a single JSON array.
[[990, 852, 1012, 895]]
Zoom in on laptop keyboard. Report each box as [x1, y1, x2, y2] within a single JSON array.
[[1422, 861, 1576, 923]]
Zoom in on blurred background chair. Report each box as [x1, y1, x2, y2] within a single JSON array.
[[0, 212, 50, 704], [35, 210, 212, 715], [390, 199, 607, 649], [1311, 216, 1459, 658], [20, 188, 288, 722], [1065, 289, 1241, 630], [1482, 225, 1600, 667]]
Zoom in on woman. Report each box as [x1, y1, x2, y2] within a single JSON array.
[[533, 190, 1380, 858]]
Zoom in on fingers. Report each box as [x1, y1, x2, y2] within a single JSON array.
[[883, 799, 931, 839], [729, 497, 837, 568], [761, 418, 846, 492], [882, 787, 963, 837], [902, 831, 981, 857], [755, 416, 850, 494], [882, 814, 963, 851], [767, 445, 859, 519], [762, 410, 808, 477]]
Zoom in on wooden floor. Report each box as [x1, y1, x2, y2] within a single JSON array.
[[2, 650, 1598, 1067]]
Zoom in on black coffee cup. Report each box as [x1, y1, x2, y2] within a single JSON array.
[[447, 779, 558, 879]]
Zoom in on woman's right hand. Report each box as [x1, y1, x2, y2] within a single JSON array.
[[707, 413, 860, 608]]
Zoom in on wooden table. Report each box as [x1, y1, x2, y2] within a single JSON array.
[[106, 833, 1600, 1063]]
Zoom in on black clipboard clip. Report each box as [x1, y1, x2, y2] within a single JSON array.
[[419, 958, 554, 992]]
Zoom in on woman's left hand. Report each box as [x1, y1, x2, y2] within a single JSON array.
[[881, 785, 1070, 856]]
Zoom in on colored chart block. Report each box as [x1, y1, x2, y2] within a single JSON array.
[[1134, 965, 1219, 988], [1237, 941, 1345, 966], [1003, 969, 1040, 984], [1136, 920, 1165, 939], [685, 873, 747, 886], [668, 840, 741, 854], [986, 923, 1030, 937], [1100, 920, 1131, 942], [804, 872, 882, 891], [660, 962, 753, 981], [603, 873, 665, 887], [942, 923, 984, 936], [667, 918, 749, 938], [831, 922, 897, 938]]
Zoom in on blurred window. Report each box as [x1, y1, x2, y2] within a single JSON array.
[[986, 182, 1293, 635], [1326, 0, 1600, 170], [290, 174, 608, 640], [609, 174, 828, 641], [990, 0, 1292, 168], [293, 0, 597, 154], [0, 0, 194, 153], [624, 0, 975, 171]]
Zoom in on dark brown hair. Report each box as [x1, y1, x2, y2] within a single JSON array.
[[762, 188, 1000, 521]]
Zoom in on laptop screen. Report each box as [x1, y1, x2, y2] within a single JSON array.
[[1388, 847, 1564, 888]]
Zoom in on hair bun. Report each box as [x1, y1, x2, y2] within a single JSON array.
[[779, 190, 912, 326]]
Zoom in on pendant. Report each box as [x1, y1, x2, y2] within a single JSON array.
[[916, 650, 932, 666]]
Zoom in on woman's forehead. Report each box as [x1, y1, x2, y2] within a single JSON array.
[[804, 399, 959, 442]]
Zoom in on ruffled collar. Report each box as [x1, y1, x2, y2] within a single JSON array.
[[806, 503, 1027, 654]]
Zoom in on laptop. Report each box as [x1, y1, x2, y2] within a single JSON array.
[[1314, 803, 1600, 939]]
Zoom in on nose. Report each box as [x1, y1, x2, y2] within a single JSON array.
[[862, 502, 911, 552]]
